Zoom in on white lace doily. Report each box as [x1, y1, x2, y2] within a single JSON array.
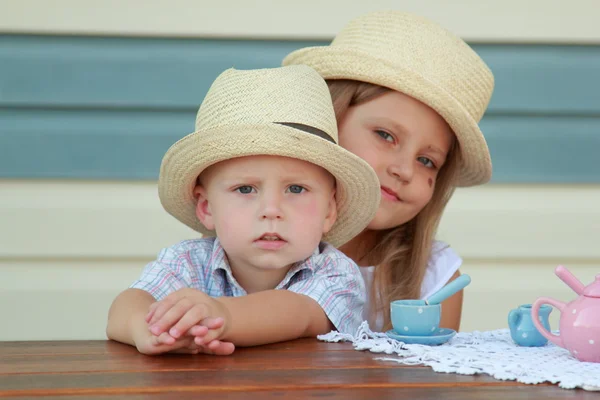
[[318, 322, 600, 391]]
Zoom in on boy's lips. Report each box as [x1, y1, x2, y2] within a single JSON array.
[[256, 233, 284, 241], [381, 186, 401, 202], [254, 233, 287, 250]]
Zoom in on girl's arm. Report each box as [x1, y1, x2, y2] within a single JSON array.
[[439, 270, 464, 331]]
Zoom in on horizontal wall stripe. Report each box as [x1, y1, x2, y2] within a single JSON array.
[[1, 182, 598, 260], [2, 1, 600, 44], [3, 109, 600, 182], [482, 115, 600, 182], [1, 35, 599, 182], [0, 36, 309, 109], [2, 36, 600, 113]]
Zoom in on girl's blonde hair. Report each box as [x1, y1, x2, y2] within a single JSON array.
[[328, 79, 461, 330]]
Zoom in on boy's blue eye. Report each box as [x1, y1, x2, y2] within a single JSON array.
[[417, 156, 435, 169], [288, 185, 305, 194], [236, 186, 254, 194], [375, 130, 394, 142]]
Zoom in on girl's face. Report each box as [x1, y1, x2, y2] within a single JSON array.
[[338, 90, 454, 231]]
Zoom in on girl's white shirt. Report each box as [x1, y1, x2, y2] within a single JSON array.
[[358, 241, 462, 332]]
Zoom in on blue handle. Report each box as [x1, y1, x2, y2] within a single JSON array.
[[508, 308, 521, 331], [426, 274, 471, 305]]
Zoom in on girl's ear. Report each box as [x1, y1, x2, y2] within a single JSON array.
[[322, 189, 338, 234], [193, 185, 214, 230]]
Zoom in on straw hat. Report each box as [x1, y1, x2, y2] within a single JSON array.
[[158, 65, 381, 247], [283, 11, 494, 187]]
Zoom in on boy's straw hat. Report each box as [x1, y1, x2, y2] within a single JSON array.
[[158, 65, 381, 247], [283, 10, 494, 187]]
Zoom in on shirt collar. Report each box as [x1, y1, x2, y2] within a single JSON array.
[[210, 237, 323, 289]]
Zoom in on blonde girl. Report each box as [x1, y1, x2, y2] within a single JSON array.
[[283, 10, 494, 332]]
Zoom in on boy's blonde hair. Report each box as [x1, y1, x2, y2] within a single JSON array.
[[328, 80, 461, 330]]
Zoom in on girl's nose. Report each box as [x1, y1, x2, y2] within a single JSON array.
[[388, 157, 414, 184]]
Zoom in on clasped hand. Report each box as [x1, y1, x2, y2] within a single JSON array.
[[139, 288, 235, 355]]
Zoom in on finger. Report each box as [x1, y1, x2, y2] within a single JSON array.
[[148, 290, 188, 325], [155, 332, 176, 345], [201, 317, 225, 330], [147, 297, 177, 326], [206, 340, 235, 356], [188, 325, 209, 337], [195, 323, 223, 345], [144, 335, 196, 355], [149, 298, 194, 336], [146, 302, 159, 323], [169, 304, 210, 339], [207, 340, 222, 350]]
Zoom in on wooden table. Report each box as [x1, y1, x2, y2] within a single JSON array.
[[0, 339, 595, 399]]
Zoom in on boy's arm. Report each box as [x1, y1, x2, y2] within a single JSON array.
[[217, 290, 332, 346], [106, 288, 155, 346]]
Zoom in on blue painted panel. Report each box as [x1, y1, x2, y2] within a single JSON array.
[[476, 45, 600, 114], [1, 35, 599, 182], [1, 36, 599, 113], [0, 108, 190, 179], [482, 115, 600, 182], [3, 108, 599, 182], [0, 36, 318, 108]]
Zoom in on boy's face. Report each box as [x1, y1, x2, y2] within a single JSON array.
[[194, 155, 337, 291]]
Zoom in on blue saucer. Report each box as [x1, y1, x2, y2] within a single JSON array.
[[385, 328, 456, 345]]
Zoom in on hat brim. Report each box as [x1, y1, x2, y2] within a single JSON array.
[[283, 46, 492, 187], [159, 123, 381, 247]]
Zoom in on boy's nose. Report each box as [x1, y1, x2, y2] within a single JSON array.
[[260, 194, 284, 220]]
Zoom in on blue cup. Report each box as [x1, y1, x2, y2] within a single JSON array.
[[390, 300, 441, 336], [508, 304, 552, 347]]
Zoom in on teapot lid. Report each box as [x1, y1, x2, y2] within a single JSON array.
[[583, 275, 600, 298]]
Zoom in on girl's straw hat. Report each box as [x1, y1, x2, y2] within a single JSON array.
[[283, 11, 495, 186], [158, 65, 381, 247]]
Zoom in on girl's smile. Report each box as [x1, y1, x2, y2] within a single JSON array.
[[380, 186, 401, 202]]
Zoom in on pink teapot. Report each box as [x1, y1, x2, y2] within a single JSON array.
[[532, 265, 600, 362]]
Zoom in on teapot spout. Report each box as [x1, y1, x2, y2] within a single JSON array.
[[555, 265, 585, 295]]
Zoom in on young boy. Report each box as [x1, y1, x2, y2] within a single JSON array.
[[106, 65, 380, 355]]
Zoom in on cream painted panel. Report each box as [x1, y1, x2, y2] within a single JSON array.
[[1, 181, 599, 341], [460, 262, 599, 332], [1, 261, 597, 340], [0, 181, 198, 258], [438, 185, 600, 260], [0, 261, 143, 341], [0, 0, 599, 43], [1, 182, 599, 259]]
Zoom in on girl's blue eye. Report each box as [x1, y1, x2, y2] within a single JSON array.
[[236, 186, 254, 194], [375, 130, 394, 142], [288, 185, 305, 194], [417, 156, 435, 169]]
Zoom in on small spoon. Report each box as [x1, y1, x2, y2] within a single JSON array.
[[424, 274, 472, 305]]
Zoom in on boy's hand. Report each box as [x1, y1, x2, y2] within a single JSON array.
[[134, 329, 199, 355], [146, 288, 232, 346], [134, 317, 235, 356]]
